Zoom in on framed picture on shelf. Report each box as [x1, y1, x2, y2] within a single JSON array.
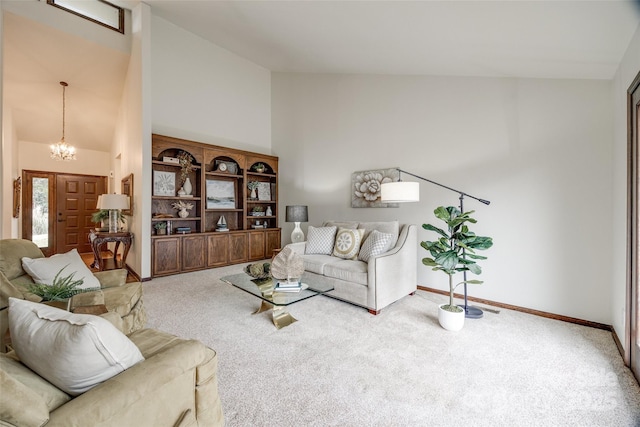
[[206, 179, 236, 209], [153, 170, 175, 196], [257, 182, 271, 201]]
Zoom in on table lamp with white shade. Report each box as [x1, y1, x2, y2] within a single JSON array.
[[97, 194, 129, 233]]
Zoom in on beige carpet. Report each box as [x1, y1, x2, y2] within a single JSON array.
[[143, 264, 640, 426]]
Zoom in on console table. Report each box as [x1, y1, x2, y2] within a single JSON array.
[[89, 230, 133, 271]]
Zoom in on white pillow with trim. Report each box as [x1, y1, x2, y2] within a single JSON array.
[[333, 228, 365, 260], [8, 298, 144, 396], [22, 249, 100, 290]]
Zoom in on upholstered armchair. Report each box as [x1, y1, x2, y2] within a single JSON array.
[[0, 239, 146, 352]]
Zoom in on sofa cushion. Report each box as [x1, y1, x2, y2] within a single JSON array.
[[101, 282, 143, 317], [302, 254, 342, 275], [8, 298, 144, 396], [358, 230, 395, 262], [333, 228, 365, 260], [0, 368, 50, 427], [0, 239, 45, 281], [357, 220, 400, 247], [323, 260, 368, 285], [21, 249, 101, 290], [0, 353, 71, 411], [305, 226, 337, 255]]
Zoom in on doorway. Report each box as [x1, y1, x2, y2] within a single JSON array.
[[629, 70, 640, 381], [22, 170, 107, 256]]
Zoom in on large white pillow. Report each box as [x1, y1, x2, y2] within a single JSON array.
[[8, 298, 144, 396], [305, 226, 337, 255], [22, 248, 100, 290]]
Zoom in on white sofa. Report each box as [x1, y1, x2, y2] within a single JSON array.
[[286, 221, 417, 314]]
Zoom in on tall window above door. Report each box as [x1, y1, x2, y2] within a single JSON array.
[[47, 0, 125, 34]]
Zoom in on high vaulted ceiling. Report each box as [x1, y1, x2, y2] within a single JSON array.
[[144, 0, 640, 79], [4, 0, 640, 153]]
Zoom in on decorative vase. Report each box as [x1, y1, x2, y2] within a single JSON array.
[[250, 188, 257, 199], [179, 209, 189, 218], [183, 177, 192, 196], [177, 187, 186, 197], [438, 304, 465, 331], [266, 206, 272, 216]]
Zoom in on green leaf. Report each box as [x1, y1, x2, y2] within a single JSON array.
[[467, 263, 482, 275], [422, 223, 448, 239], [434, 206, 452, 222], [435, 251, 458, 270]]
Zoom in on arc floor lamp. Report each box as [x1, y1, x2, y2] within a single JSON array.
[[381, 168, 490, 319]]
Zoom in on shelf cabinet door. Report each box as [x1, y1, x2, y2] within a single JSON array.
[[229, 233, 248, 263], [265, 229, 281, 255], [182, 235, 207, 271], [153, 237, 181, 276], [248, 231, 266, 260], [207, 233, 229, 267]]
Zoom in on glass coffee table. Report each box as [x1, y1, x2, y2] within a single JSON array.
[[221, 273, 334, 329]]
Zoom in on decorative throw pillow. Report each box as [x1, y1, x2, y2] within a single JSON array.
[[333, 228, 365, 260], [358, 230, 395, 262], [8, 298, 144, 396], [22, 249, 100, 290], [305, 226, 337, 255]]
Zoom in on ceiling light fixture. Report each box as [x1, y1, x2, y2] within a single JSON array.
[[50, 81, 76, 161]]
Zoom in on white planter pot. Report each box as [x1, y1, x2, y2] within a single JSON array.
[[438, 304, 465, 331]]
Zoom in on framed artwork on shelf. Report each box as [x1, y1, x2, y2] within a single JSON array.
[[206, 179, 236, 209], [257, 182, 271, 201], [153, 170, 175, 196]]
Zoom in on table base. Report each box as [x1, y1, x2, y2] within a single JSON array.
[[253, 301, 298, 329]]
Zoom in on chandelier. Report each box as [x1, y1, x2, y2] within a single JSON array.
[[50, 81, 76, 161]]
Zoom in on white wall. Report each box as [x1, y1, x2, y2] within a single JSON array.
[[110, 2, 151, 279], [150, 15, 271, 154], [611, 24, 640, 348], [272, 73, 614, 324], [18, 140, 110, 176]]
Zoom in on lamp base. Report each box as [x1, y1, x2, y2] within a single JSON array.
[[458, 305, 484, 319], [291, 222, 305, 243], [108, 210, 118, 233]]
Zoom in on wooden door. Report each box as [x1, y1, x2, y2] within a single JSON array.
[[208, 234, 229, 267], [248, 231, 266, 261], [182, 235, 206, 271], [56, 174, 106, 254], [229, 233, 247, 263], [153, 237, 181, 276]]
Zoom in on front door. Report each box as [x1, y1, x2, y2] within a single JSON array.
[[22, 171, 106, 256], [56, 174, 105, 254]]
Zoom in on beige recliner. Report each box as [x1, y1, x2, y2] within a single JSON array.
[[0, 239, 146, 352]]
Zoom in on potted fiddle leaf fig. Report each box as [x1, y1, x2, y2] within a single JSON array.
[[421, 206, 493, 331]]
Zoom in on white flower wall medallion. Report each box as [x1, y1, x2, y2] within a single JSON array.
[[351, 168, 400, 208]]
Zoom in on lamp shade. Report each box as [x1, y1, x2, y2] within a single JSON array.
[[381, 182, 420, 203], [97, 194, 130, 210], [285, 205, 308, 222]]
